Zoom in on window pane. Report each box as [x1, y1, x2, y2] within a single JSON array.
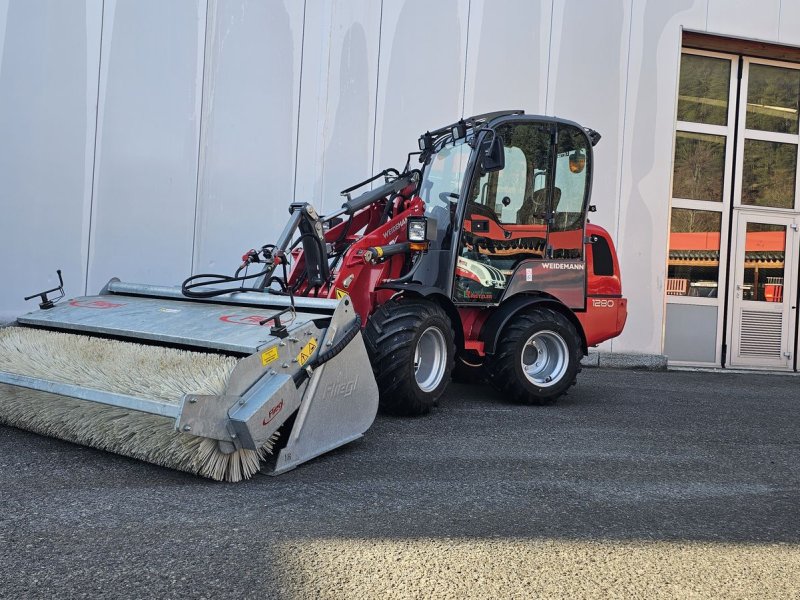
[[677, 53, 731, 126], [741, 139, 797, 209], [741, 223, 786, 302], [550, 126, 589, 259], [667, 208, 722, 297], [672, 131, 726, 202], [746, 63, 800, 134]]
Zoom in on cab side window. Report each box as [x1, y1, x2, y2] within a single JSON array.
[[550, 125, 590, 258], [468, 122, 552, 226]]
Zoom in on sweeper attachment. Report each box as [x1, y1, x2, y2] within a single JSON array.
[[0, 282, 377, 481]]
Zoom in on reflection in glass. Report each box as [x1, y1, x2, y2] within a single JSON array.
[[550, 126, 590, 259], [677, 54, 731, 126], [746, 64, 800, 134], [741, 140, 797, 209], [672, 132, 726, 202], [741, 223, 786, 302], [667, 208, 722, 297]]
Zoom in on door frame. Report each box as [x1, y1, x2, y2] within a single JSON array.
[[726, 208, 799, 370]]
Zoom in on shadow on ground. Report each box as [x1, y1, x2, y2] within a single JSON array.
[[1, 369, 798, 598]]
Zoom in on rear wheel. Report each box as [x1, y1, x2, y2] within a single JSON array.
[[364, 298, 455, 416], [485, 307, 581, 405]]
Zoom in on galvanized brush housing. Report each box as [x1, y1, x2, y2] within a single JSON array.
[[0, 282, 378, 481]]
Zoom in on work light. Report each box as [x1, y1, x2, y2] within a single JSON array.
[[407, 217, 428, 242]]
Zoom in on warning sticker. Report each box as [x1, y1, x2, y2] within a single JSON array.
[[335, 289, 349, 300], [261, 347, 279, 367], [296, 337, 318, 366]]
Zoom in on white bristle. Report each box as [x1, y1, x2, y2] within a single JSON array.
[[0, 327, 279, 482]]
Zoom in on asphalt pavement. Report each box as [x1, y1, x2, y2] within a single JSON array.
[[1, 368, 798, 599]]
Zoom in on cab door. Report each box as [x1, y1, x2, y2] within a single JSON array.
[[454, 120, 553, 304]]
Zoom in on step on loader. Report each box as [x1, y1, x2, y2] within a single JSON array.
[[0, 110, 626, 480]]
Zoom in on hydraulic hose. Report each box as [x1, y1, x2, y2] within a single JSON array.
[[292, 313, 362, 387]]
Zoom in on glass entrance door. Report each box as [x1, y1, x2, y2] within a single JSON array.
[[728, 211, 798, 369]]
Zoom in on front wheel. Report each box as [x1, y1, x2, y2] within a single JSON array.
[[363, 298, 455, 416], [485, 307, 581, 405]]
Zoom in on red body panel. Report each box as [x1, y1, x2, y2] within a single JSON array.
[[581, 223, 627, 346]]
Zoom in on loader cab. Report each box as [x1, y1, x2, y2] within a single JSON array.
[[421, 115, 593, 306]]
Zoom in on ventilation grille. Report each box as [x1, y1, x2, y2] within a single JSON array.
[[739, 311, 783, 357]]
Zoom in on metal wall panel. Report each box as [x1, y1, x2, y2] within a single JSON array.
[[707, 0, 780, 42], [779, 1, 800, 47], [4, 0, 800, 360], [0, 0, 102, 322], [614, 0, 707, 353], [87, 0, 205, 292], [548, 0, 631, 247], [664, 303, 718, 363], [192, 0, 304, 274], [462, 0, 550, 118], [373, 0, 469, 172], [294, 0, 382, 213]]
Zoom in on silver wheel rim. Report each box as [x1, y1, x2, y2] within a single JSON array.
[[414, 326, 447, 393], [520, 330, 569, 388]]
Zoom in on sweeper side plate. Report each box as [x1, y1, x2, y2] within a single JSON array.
[[17, 294, 322, 354]]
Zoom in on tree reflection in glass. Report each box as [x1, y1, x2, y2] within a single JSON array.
[[742, 140, 797, 209], [746, 64, 800, 134], [677, 54, 731, 126], [672, 132, 726, 202]]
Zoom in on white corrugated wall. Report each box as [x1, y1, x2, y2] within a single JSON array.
[[1, 0, 798, 355]]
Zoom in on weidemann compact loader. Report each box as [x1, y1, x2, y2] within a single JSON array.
[[0, 110, 627, 481]]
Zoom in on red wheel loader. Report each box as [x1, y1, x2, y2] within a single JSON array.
[[183, 109, 627, 415], [0, 110, 626, 480]]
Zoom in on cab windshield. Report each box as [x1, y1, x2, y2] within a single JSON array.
[[418, 138, 472, 244]]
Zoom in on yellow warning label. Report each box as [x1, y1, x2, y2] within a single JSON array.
[[296, 337, 318, 366], [261, 347, 279, 367], [335, 289, 349, 300]]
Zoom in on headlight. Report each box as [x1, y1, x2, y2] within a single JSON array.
[[407, 217, 428, 242]]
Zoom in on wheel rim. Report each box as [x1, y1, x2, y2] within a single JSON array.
[[520, 330, 569, 388], [414, 326, 447, 393]]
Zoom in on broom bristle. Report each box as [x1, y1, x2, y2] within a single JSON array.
[[0, 327, 277, 482]]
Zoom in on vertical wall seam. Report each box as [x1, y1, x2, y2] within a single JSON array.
[[84, 0, 105, 295], [705, 0, 710, 30], [370, 0, 384, 176], [615, 0, 634, 254], [778, 0, 782, 40], [460, 0, 472, 118], [610, 0, 635, 354], [292, 0, 308, 202], [545, 0, 554, 114], [190, 0, 210, 276], [319, 2, 335, 211]]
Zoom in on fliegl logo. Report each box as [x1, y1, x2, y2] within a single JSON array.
[[262, 400, 283, 426], [322, 374, 359, 401], [219, 314, 270, 326], [69, 299, 126, 309]]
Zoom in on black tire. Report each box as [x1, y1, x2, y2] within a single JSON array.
[[485, 307, 581, 405], [363, 298, 455, 416]]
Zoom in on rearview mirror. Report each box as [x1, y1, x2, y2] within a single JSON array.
[[480, 134, 505, 173]]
